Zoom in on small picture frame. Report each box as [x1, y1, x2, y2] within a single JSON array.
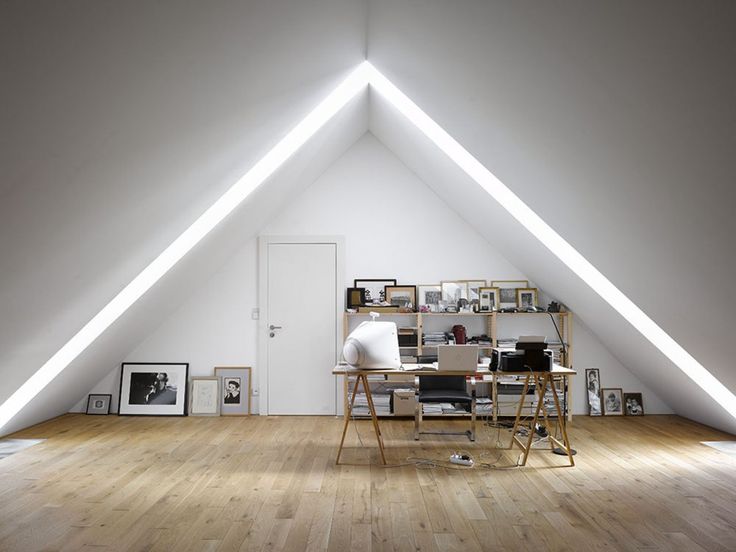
[[118, 363, 189, 416], [215, 366, 251, 416], [189, 377, 220, 416], [441, 281, 468, 304], [346, 287, 366, 309], [479, 287, 500, 312], [492, 280, 529, 309], [86, 394, 112, 415], [516, 288, 538, 309], [353, 279, 397, 304], [585, 368, 602, 416], [385, 285, 417, 311], [624, 393, 644, 416], [417, 284, 442, 312], [601, 388, 624, 416]]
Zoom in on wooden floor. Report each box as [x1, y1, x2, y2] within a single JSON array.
[[1, 414, 735, 552]]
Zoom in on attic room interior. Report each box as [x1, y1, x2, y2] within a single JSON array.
[[2, 1, 736, 550]]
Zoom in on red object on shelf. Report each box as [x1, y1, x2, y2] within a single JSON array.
[[452, 325, 467, 345]]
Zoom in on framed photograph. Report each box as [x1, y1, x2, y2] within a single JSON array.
[[479, 287, 500, 312], [601, 388, 624, 416], [491, 280, 529, 308], [516, 288, 538, 309], [354, 279, 396, 304], [346, 287, 366, 309], [417, 284, 442, 312], [385, 285, 417, 311], [86, 394, 112, 415], [624, 393, 644, 416], [441, 281, 468, 304], [461, 280, 487, 303], [585, 368, 602, 416], [189, 377, 220, 416], [215, 366, 251, 416], [118, 363, 189, 416]]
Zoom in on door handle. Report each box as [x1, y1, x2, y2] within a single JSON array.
[[269, 325, 282, 330]]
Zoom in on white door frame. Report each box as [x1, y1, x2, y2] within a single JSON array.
[[257, 235, 345, 416]]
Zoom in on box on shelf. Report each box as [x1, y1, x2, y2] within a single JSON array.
[[393, 390, 416, 416]]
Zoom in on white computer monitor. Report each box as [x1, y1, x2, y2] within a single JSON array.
[[342, 320, 401, 369]]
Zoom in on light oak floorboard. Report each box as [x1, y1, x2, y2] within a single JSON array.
[[0, 414, 734, 551]]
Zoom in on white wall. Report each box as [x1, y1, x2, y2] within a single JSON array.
[[74, 133, 670, 415]]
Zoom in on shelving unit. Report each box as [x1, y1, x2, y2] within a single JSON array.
[[343, 311, 573, 366], [342, 310, 574, 421]]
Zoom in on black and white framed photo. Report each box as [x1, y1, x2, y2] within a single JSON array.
[[189, 377, 220, 416], [353, 279, 396, 304], [385, 285, 417, 311], [86, 394, 112, 415], [461, 280, 486, 303], [601, 388, 624, 416], [479, 287, 500, 312], [491, 280, 529, 309], [118, 363, 189, 416], [585, 368, 602, 416], [215, 366, 251, 416], [516, 288, 538, 309], [441, 281, 468, 304], [624, 393, 644, 416], [417, 284, 442, 312]]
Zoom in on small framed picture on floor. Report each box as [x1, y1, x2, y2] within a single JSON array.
[[215, 366, 251, 416], [86, 394, 112, 415], [624, 393, 644, 416], [601, 388, 624, 416]]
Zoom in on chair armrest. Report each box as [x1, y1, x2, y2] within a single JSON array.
[[414, 376, 420, 390]]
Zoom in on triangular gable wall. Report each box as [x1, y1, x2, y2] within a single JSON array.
[[72, 134, 671, 417]]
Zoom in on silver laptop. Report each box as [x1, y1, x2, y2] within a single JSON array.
[[438, 345, 479, 372]]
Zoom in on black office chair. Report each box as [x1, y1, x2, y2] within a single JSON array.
[[414, 375, 476, 441]]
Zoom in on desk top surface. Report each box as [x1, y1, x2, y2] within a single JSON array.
[[332, 363, 575, 376]]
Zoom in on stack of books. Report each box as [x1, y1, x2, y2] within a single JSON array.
[[349, 393, 392, 416], [423, 331, 450, 346], [421, 403, 443, 414], [476, 397, 493, 414]]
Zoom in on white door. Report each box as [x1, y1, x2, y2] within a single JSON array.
[[266, 242, 337, 415]]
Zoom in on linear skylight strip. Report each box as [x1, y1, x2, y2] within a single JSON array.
[[0, 64, 370, 432], [365, 62, 736, 420]]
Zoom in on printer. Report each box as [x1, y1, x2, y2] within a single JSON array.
[[492, 336, 553, 372]]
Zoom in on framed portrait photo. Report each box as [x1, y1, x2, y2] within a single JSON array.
[[385, 285, 417, 311], [585, 368, 602, 416], [215, 366, 251, 416], [624, 393, 644, 416], [118, 363, 189, 416], [417, 284, 442, 312], [441, 281, 468, 304], [491, 280, 529, 309], [86, 394, 112, 415], [353, 279, 396, 304], [189, 377, 220, 416], [479, 287, 500, 312], [516, 288, 538, 309], [601, 388, 624, 416]]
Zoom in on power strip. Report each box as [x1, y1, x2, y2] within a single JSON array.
[[449, 454, 474, 467]]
